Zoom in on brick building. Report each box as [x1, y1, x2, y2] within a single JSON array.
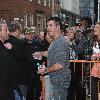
[[0, 0, 52, 32]]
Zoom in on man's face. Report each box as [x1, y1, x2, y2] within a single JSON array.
[[39, 31, 44, 40], [15, 30, 21, 38], [25, 32, 34, 42], [66, 30, 74, 40], [80, 20, 88, 29], [1, 23, 9, 40], [47, 20, 59, 39]]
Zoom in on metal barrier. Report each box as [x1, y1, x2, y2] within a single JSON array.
[[42, 75, 45, 100], [41, 60, 100, 100], [70, 60, 100, 100]]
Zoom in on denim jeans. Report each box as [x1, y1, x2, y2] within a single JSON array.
[[19, 85, 28, 100], [14, 89, 23, 100], [14, 85, 28, 100], [44, 75, 68, 100], [44, 75, 53, 100], [52, 85, 68, 100]]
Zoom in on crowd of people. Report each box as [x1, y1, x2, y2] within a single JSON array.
[[0, 16, 100, 100]]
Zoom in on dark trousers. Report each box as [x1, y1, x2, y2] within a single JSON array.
[[68, 62, 76, 100], [0, 87, 15, 100], [68, 62, 86, 100], [91, 76, 99, 100], [27, 74, 42, 100]]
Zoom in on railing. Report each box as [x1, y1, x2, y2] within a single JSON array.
[[70, 60, 100, 100], [41, 60, 100, 100], [42, 74, 45, 100]]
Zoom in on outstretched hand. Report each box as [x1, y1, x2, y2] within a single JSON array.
[[32, 52, 42, 60]]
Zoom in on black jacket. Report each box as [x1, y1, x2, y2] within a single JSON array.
[[24, 40, 42, 73], [5, 35, 30, 84], [0, 41, 17, 88]]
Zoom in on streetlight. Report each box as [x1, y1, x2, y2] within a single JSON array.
[[98, 0, 100, 22]]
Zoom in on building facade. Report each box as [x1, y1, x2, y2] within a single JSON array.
[[0, 0, 52, 32], [61, 0, 79, 15], [79, 0, 94, 24], [60, 0, 80, 27]]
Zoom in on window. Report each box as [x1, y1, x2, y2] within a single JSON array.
[[24, 13, 28, 28], [44, 0, 46, 6], [38, 0, 40, 4], [44, 16, 46, 29], [36, 14, 44, 33], [30, 0, 32, 2], [48, 0, 51, 7], [30, 13, 34, 25]]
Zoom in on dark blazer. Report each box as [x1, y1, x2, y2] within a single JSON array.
[[24, 39, 43, 100], [24, 40, 42, 76], [5, 35, 30, 85], [0, 41, 17, 88], [0, 41, 17, 100]]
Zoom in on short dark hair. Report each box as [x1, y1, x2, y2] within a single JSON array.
[[9, 21, 21, 32], [95, 22, 100, 25], [81, 16, 92, 28], [47, 16, 63, 30]]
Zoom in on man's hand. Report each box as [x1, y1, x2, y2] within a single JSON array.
[[4, 43, 13, 50], [32, 52, 42, 60], [33, 51, 48, 58]]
